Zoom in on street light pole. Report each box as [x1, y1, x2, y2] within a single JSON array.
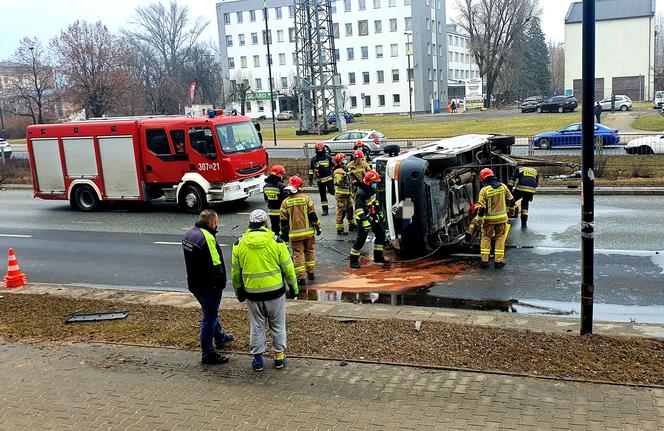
[[405, 31, 413, 120], [264, 1, 278, 146], [580, 0, 595, 335]]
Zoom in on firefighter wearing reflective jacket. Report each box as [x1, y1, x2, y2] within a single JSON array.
[[475, 168, 515, 269], [508, 166, 539, 226], [280, 176, 321, 285], [350, 171, 388, 269], [333, 153, 357, 235], [309, 142, 335, 215], [263, 165, 288, 235], [347, 150, 370, 193]]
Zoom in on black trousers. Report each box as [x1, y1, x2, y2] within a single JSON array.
[[352, 221, 386, 253], [317, 180, 335, 209], [269, 214, 281, 236], [512, 190, 534, 218]]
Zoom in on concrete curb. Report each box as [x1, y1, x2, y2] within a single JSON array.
[[6, 282, 664, 340]]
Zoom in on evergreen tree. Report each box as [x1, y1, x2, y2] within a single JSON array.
[[519, 18, 551, 98]]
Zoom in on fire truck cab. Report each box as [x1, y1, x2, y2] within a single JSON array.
[[27, 113, 268, 213]]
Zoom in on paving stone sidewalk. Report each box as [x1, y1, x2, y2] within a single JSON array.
[[1, 341, 663, 430]]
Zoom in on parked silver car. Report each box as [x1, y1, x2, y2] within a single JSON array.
[[599, 95, 632, 111], [0, 138, 11, 159], [322, 129, 387, 154], [276, 110, 294, 121]]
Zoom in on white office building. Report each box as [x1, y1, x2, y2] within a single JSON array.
[[445, 24, 480, 100], [216, 0, 449, 117]]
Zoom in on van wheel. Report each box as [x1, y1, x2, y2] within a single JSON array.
[[72, 185, 99, 212], [179, 184, 207, 214]]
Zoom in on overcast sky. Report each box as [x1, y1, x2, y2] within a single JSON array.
[[0, 0, 659, 61]]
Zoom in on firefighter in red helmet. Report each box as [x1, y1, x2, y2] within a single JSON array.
[[309, 142, 335, 215], [474, 168, 514, 269], [263, 165, 287, 235], [349, 170, 387, 269]]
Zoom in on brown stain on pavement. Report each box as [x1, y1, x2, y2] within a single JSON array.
[[315, 255, 474, 293]]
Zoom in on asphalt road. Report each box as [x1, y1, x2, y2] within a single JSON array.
[[1, 189, 663, 322]]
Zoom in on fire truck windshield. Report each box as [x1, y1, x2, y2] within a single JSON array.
[[215, 121, 263, 155]]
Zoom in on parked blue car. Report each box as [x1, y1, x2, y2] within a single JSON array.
[[327, 111, 354, 125], [533, 123, 620, 150]]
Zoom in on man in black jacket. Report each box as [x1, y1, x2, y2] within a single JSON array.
[[263, 165, 288, 235], [182, 209, 234, 365], [309, 142, 335, 215]]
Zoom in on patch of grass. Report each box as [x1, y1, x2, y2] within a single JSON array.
[[263, 113, 581, 141], [633, 113, 664, 132], [538, 154, 664, 185], [0, 158, 31, 184], [631, 101, 657, 111], [8, 138, 26, 146]]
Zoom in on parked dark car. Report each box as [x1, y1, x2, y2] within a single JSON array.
[[521, 96, 542, 113], [536, 96, 578, 113], [533, 123, 619, 150], [327, 111, 354, 125]]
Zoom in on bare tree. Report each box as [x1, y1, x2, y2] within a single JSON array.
[[548, 40, 565, 96], [455, 0, 539, 108], [654, 14, 664, 92], [227, 71, 253, 115], [51, 21, 130, 118], [8, 37, 59, 124]]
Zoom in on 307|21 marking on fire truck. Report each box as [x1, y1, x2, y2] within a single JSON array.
[[197, 162, 220, 171]]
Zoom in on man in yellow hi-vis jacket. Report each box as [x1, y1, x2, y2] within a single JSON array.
[[232, 209, 298, 372], [476, 168, 514, 269]]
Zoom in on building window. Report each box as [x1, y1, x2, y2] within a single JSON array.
[[228, 57, 235, 69], [293, 52, 298, 63], [347, 47, 354, 60], [276, 7, 282, 18], [449, 68, 454, 78], [455, 52, 459, 62], [377, 70, 384, 83], [427, 43, 431, 55], [345, 23, 353, 36], [224, 13, 230, 24], [448, 34, 453, 45], [226, 35, 233, 47], [262, 30, 272, 45], [375, 45, 383, 58], [277, 30, 284, 43], [388, 0, 396, 6], [266, 54, 272, 65], [428, 69, 432, 81], [378, 95, 385, 106], [426, 18, 430, 31], [392, 69, 399, 82], [239, 34, 245, 46], [255, 78, 262, 90], [350, 96, 357, 108], [389, 18, 397, 32], [253, 55, 260, 67], [358, 20, 368, 36], [334, 49, 340, 60], [448, 52, 453, 62], [245, 102, 252, 113], [331, 0, 337, 13], [250, 10, 256, 22], [374, 20, 382, 33], [289, 28, 296, 43], [236, 11, 243, 23], [289, 5, 295, 17], [393, 94, 400, 106], [363, 71, 370, 84], [454, 36, 459, 46], [252, 33, 258, 45], [406, 42, 413, 55], [405, 17, 412, 31], [279, 53, 286, 65], [333, 23, 340, 38], [348, 72, 356, 84], [359, 0, 366, 10], [361, 46, 369, 59], [364, 95, 371, 107], [374, 0, 380, 7], [281, 77, 288, 88], [404, 0, 411, 5], [344, 0, 351, 11], [390, 44, 398, 57], [240, 56, 247, 68], [258, 101, 265, 112]]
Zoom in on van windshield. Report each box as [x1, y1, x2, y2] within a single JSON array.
[[215, 121, 263, 154]]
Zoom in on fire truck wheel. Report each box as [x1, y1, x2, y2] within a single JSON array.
[[71, 185, 99, 212], [179, 184, 207, 214]]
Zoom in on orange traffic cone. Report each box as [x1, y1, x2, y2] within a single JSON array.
[[3, 248, 27, 289]]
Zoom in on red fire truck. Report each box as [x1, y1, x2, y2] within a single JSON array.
[[26, 113, 268, 213]]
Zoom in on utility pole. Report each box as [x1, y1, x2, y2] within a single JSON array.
[[405, 31, 413, 120], [264, 0, 277, 146], [580, 0, 595, 335]]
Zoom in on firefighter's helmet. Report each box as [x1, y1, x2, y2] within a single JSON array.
[[363, 170, 381, 185], [333, 153, 346, 164], [479, 168, 495, 182], [270, 165, 285, 177], [355, 140, 364, 147], [314, 142, 326, 152], [353, 149, 365, 159], [287, 175, 304, 189]]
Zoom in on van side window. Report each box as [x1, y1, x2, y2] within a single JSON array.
[[146, 129, 171, 155], [189, 127, 217, 158], [170, 130, 186, 154]]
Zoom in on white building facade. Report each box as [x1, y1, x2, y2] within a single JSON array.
[[564, 0, 655, 101], [216, 0, 449, 117], [445, 24, 480, 101]]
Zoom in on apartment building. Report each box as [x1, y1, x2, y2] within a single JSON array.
[[216, 0, 448, 117], [445, 23, 480, 101]]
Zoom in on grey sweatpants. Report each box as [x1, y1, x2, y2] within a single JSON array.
[[246, 295, 287, 355]]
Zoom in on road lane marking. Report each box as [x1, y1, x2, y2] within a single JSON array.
[[154, 241, 229, 247], [0, 234, 32, 238]]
